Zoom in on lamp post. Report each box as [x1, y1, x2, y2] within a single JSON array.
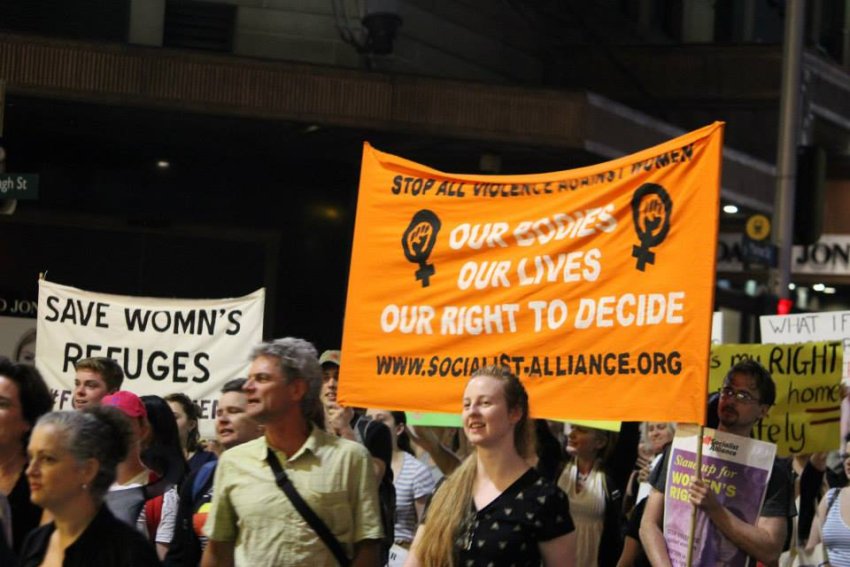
[[772, 1, 806, 306]]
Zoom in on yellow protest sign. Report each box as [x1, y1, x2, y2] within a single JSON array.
[[340, 123, 724, 423], [710, 342, 843, 455]]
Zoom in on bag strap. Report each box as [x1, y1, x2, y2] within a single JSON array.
[[266, 448, 352, 567], [826, 487, 841, 516]]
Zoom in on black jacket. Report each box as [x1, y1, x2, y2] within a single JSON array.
[[18, 505, 160, 567]]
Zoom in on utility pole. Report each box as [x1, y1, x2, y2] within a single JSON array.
[[772, 1, 806, 305]]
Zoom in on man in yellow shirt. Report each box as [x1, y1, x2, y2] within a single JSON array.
[[202, 337, 383, 567]]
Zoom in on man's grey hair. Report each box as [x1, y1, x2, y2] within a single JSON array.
[[250, 337, 324, 427]]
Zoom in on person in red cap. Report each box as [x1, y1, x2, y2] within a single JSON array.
[[101, 391, 153, 531]]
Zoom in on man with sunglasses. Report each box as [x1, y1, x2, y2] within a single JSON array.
[[640, 360, 796, 566]]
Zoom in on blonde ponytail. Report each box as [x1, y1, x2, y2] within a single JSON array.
[[415, 454, 478, 566]]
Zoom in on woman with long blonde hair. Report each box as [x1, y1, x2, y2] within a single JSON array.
[[406, 365, 576, 567]]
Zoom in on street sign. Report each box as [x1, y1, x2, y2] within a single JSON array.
[[741, 235, 777, 267], [0, 79, 5, 138], [0, 174, 39, 200], [745, 214, 771, 241]]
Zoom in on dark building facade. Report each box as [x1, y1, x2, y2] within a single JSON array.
[[2, 0, 850, 348]]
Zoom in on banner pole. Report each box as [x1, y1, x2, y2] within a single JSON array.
[[684, 424, 705, 567]]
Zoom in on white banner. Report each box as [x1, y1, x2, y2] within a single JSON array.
[[760, 311, 850, 381], [35, 280, 264, 435], [711, 311, 723, 344]]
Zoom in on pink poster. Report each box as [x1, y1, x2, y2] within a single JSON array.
[[663, 425, 776, 567]]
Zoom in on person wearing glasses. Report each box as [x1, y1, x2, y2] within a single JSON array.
[[639, 360, 796, 566]]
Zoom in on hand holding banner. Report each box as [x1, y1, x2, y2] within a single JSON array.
[[662, 425, 776, 567]]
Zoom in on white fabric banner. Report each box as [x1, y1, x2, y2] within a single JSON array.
[[35, 279, 264, 435]]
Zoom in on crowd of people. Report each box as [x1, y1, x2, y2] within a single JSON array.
[[1, 342, 850, 566]]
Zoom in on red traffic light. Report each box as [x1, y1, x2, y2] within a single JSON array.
[[777, 298, 794, 315]]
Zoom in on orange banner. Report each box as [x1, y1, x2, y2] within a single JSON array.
[[339, 123, 723, 424]]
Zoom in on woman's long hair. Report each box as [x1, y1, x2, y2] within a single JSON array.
[[390, 411, 416, 456], [415, 365, 534, 566], [140, 395, 187, 494], [164, 393, 202, 454]]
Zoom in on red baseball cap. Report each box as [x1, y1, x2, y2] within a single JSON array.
[[102, 391, 147, 418]]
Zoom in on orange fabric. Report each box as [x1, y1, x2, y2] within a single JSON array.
[[144, 471, 162, 539], [339, 123, 724, 424], [145, 494, 163, 539]]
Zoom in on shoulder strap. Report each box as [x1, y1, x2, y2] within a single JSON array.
[[266, 448, 351, 567], [827, 487, 841, 513]]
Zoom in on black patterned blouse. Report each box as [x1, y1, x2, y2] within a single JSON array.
[[451, 467, 575, 567]]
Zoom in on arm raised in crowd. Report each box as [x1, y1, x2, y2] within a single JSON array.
[[639, 489, 672, 567], [406, 424, 461, 475], [200, 539, 234, 567]]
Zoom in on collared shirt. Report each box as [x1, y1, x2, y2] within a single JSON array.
[[18, 505, 160, 567], [205, 427, 383, 566]]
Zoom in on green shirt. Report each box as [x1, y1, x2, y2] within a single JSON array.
[[205, 428, 384, 566]]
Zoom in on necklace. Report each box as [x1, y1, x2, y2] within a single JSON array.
[[575, 463, 593, 485]]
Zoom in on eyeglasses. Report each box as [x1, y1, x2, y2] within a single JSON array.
[[718, 387, 760, 404], [840, 453, 850, 460]]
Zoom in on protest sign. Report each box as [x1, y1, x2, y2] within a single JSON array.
[[711, 311, 723, 344], [710, 342, 842, 455], [761, 310, 850, 380], [339, 123, 723, 423], [566, 419, 621, 432], [406, 412, 462, 427], [663, 424, 775, 567], [406, 411, 621, 432], [36, 279, 264, 434]]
